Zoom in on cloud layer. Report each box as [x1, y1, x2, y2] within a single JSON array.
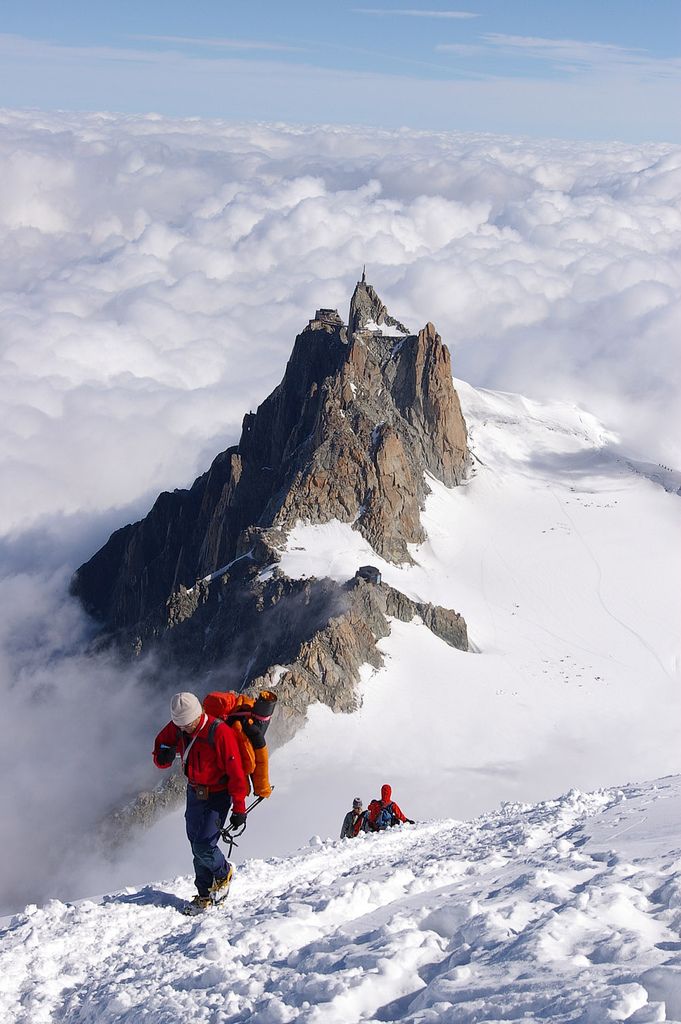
[[0, 110, 679, 911], [1, 110, 679, 543]]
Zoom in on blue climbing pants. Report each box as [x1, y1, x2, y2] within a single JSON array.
[[185, 786, 232, 896]]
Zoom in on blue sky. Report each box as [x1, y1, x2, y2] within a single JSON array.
[[0, 1, 679, 140]]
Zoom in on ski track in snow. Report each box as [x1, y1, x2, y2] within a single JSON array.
[[549, 486, 673, 684], [5, 777, 681, 1022]]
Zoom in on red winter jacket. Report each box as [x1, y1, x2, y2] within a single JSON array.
[[367, 784, 408, 827], [153, 714, 248, 814]]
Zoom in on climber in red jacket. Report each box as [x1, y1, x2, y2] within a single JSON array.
[[366, 784, 414, 831], [153, 692, 249, 912]]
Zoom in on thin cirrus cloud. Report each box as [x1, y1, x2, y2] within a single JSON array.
[[354, 8, 479, 18], [134, 34, 305, 52], [438, 34, 681, 79], [0, 31, 677, 139]]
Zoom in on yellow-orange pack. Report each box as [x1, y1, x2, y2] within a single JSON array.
[[202, 690, 276, 798]]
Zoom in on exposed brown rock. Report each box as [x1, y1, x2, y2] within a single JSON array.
[[360, 426, 425, 560], [72, 274, 469, 657]]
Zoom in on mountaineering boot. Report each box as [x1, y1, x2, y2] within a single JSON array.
[[182, 894, 212, 916], [210, 862, 235, 904]]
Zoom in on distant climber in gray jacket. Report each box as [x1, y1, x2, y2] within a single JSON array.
[[340, 797, 367, 839]]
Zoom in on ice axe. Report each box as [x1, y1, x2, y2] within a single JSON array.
[[220, 789, 273, 857]]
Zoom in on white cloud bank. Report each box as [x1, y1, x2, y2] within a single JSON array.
[[0, 110, 678, 542], [0, 109, 679, 912]]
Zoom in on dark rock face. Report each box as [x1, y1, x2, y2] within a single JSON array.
[[72, 319, 348, 636], [73, 276, 469, 649]]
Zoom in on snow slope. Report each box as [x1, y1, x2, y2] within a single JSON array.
[[5, 776, 681, 1023]]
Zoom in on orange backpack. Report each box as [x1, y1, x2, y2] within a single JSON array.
[[202, 690, 276, 798]]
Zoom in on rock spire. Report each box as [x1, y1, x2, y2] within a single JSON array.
[[72, 278, 469, 653]]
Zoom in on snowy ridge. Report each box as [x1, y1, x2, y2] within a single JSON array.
[[5, 777, 681, 1022]]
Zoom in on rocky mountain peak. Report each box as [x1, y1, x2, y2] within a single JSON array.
[[73, 277, 469, 652], [348, 268, 410, 341]]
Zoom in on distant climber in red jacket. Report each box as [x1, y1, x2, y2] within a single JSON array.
[[153, 692, 249, 913], [366, 784, 415, 831]]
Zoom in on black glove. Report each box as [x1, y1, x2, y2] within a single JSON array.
[[156, 745, 176, 767], [406, 819, 415, 825], [230, 812, 247, 829]]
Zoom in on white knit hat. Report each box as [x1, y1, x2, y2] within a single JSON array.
[[170, 692, 203, 727]]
